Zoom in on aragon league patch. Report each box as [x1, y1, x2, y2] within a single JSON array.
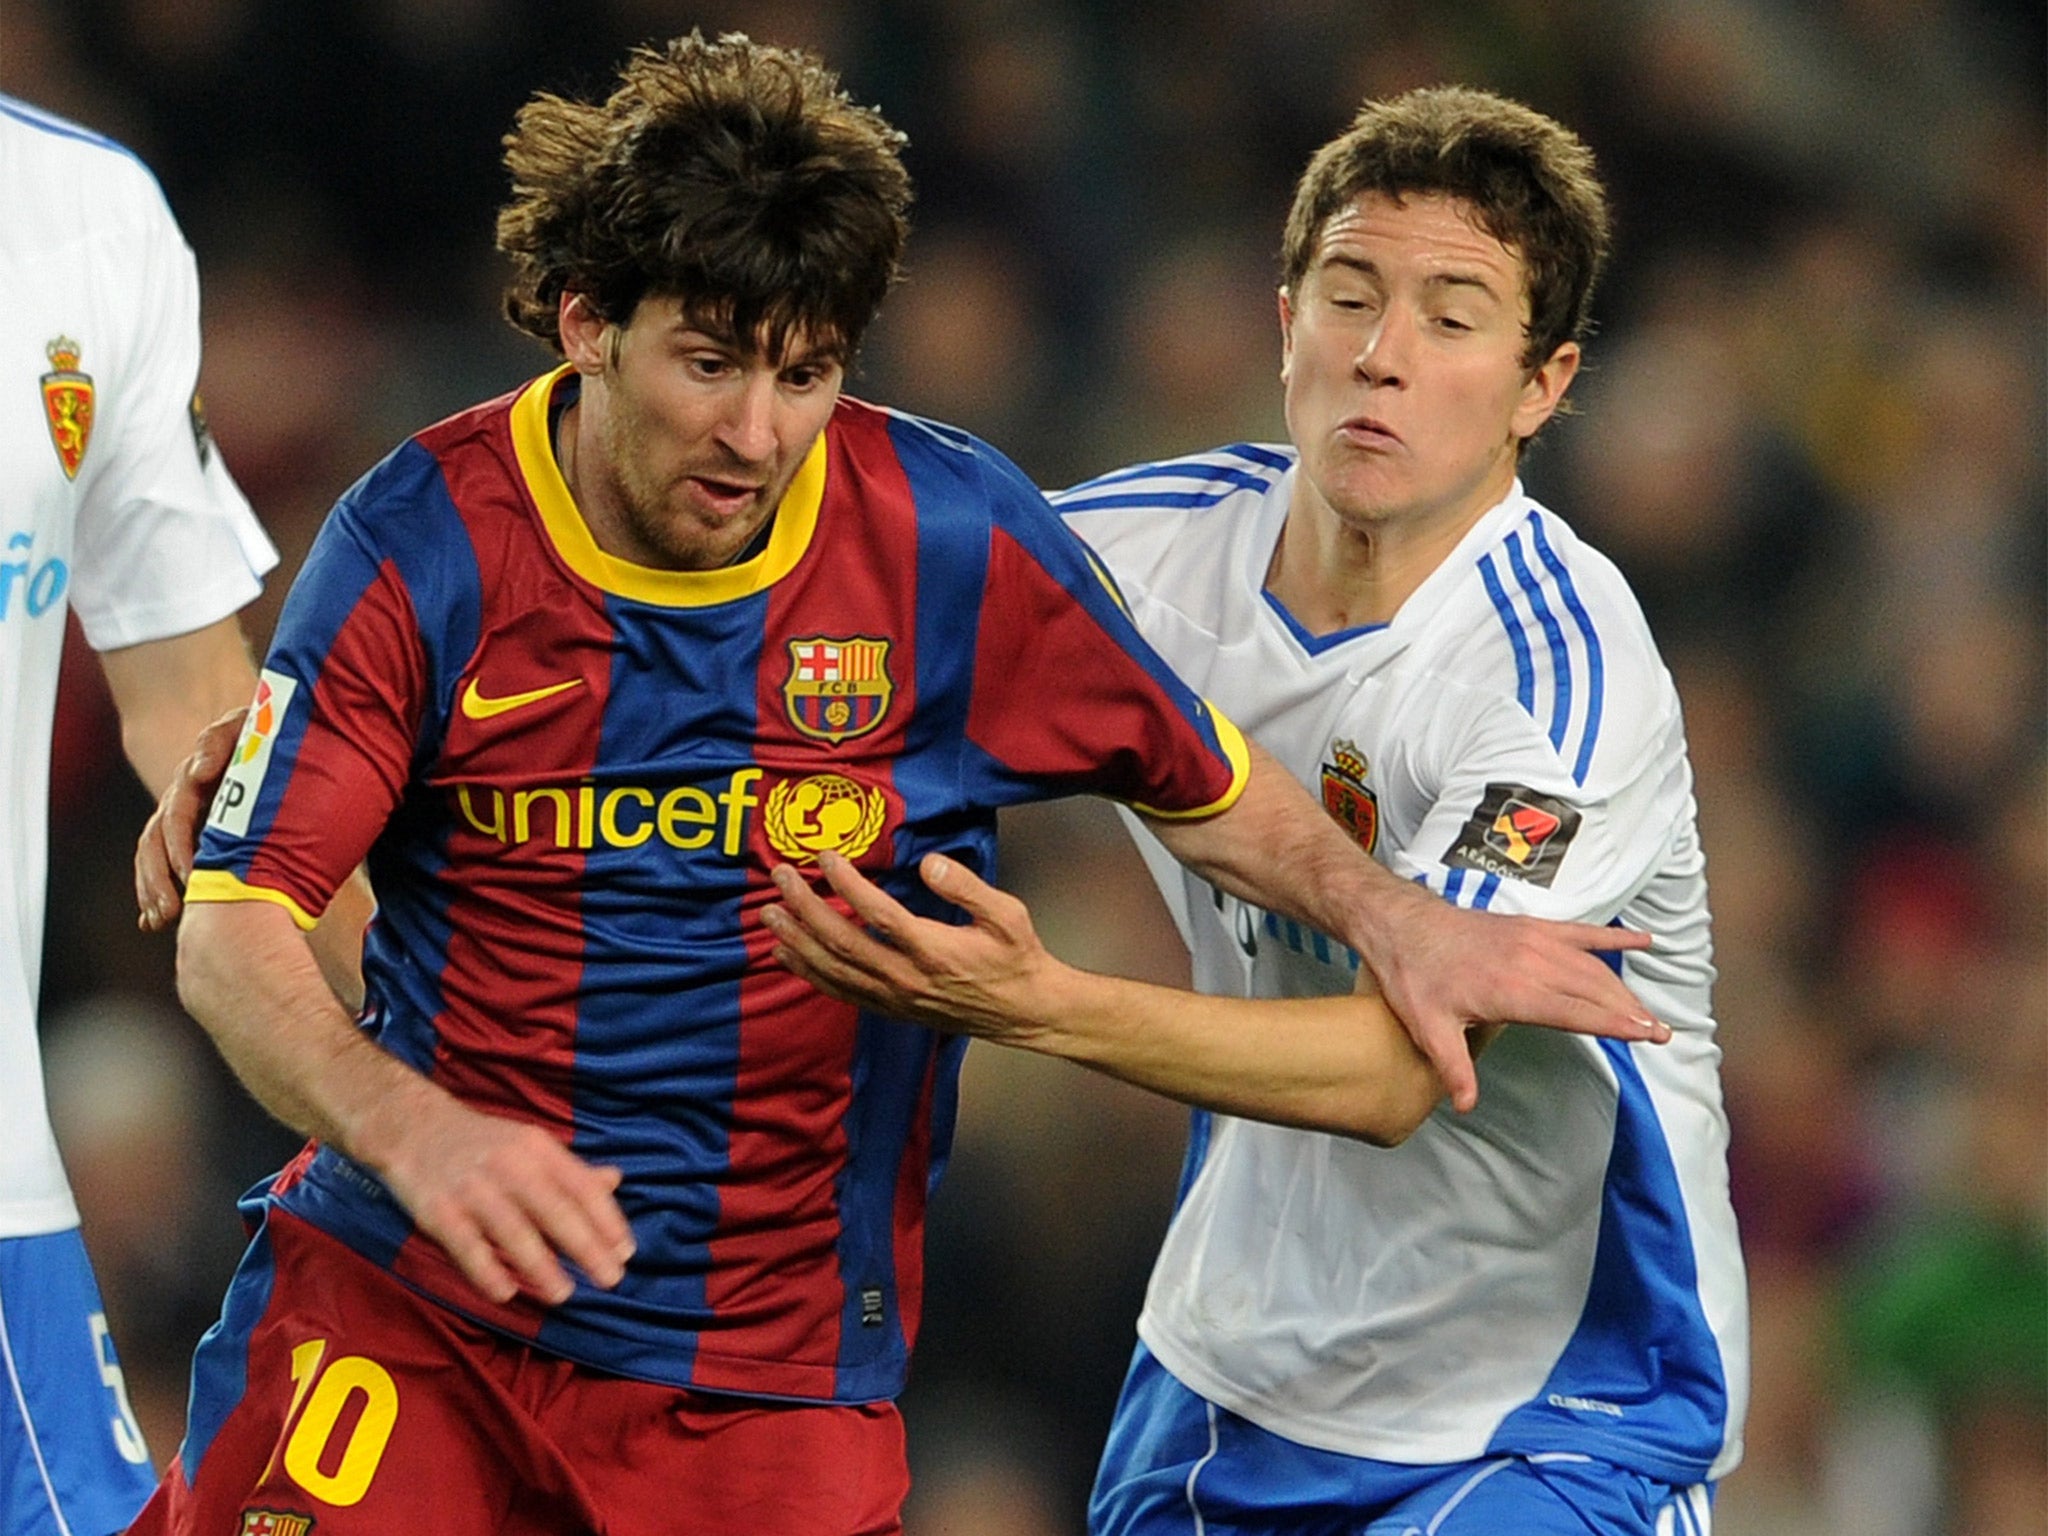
[[1444, 783, 1581, 887]]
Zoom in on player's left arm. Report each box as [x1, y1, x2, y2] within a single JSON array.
[[767, 850, 1474, 1144]]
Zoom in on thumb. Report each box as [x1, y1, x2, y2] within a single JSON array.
[[1427, 1030, 1479, 1114]]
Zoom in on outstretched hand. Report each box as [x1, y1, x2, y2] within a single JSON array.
[[763, 851, 1056, 1043], [136, 704, 245, 933], [1359, 880, 1664, 1114]]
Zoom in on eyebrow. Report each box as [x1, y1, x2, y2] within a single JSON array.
[[1321, 253, 1505, 301], [669, 319, 847, 368]]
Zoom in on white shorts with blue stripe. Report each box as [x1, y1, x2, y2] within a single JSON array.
[[1091, 1343, 1716, 1536], [0, 1228, 155, 1536]]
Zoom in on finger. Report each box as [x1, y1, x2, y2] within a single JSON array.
[[416, 1204, 523, 1307], [135, 823, 178, 932], [468, 1184, 577, 1306], [917, 853, 1029, 936], [525, 1162, 635, 1291], [1421, 1024, 1480, 1114], [763, 905, 913, 1010], [815, 850, 923, 945], [769, 864, 887, 959], [162, 781, 206, 885], [1551, 951, 1662, 1028], [1547, 921, 1651, 952], [198, 706, 249, 769], [1500, 960, 1667, 1041]]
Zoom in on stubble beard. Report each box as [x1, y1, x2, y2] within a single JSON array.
[[598, 397, 770, 571]]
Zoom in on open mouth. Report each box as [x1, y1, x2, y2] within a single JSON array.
[[688, 476, 763, 517]]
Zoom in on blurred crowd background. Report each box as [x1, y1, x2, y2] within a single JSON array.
[[5, 1, 2042, 1531]]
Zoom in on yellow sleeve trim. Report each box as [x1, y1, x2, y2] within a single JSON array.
[[1130, 704, 1252, 821], [184, 870, 321, 931]]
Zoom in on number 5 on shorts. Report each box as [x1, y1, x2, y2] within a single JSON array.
[[273, 1338, 400, 1506]]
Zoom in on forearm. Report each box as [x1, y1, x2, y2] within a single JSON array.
[[100, 616, 259, 797], [1143, 740, 1403, 960], [177, 900, 438, 1169], [986, 959, 1445, 1145]]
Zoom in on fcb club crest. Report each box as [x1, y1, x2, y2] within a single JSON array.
[[1319, 738, 1378, 855], [40, 336, 95, 480], [784, 636, 893, 744], [239, 1512, 315, 1536]]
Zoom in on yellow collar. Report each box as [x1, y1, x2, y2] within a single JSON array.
[[508, 365, 826, 607]]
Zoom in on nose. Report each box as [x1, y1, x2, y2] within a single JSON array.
[[718, 371, 779, 463], [1356, 307, 1413, 387]]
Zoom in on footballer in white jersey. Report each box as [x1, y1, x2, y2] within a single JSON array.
[[1059, 451, 1747, 1486], [0, 96, 274, 1533]]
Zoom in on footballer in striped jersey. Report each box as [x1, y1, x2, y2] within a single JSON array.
[[127, 37, 1656, 1536]]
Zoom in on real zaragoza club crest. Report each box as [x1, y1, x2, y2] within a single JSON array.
[[41, 336, 94, 480], [783, 636, 893, 744], [1319, 738, 1379, 855]]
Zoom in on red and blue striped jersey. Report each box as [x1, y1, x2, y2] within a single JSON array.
[[188, 369, 1248, 1403]]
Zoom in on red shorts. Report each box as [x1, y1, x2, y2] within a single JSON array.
[[127, 1208, 908, 1535]]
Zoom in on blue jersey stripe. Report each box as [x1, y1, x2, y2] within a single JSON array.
[[1049, 486, 1249, 514], [1529, 517, 1607, 785], [178, 1187, 283, 1484], [1478, 553, 1536, 715], [1171, 1108, 1216, 1212], [1503, 532, 1573, 755], [0, 95, 136, 158], [1485, 1037, 1730, 1482], [1053, 444, 1290, 500]]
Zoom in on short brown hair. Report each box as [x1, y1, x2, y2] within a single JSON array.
[[1281, 86, 1610, 369], [498, 31, 912, 360]]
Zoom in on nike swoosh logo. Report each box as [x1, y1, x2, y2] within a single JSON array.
[[460, 676, 583, 721]]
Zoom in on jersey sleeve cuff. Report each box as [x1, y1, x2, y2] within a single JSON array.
[[1129, 704, 1251, 821], [184, 869, 321, 931]]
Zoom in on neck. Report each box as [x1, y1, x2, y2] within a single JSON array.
[[1267, 478, 1511, 635], [555, 393, 665, 569]]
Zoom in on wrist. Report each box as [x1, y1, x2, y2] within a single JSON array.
[[331, 1053, 444, 1176]]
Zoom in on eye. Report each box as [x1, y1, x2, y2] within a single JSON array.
[[781, 360, 840, 392], [686, 353, 734, 381]]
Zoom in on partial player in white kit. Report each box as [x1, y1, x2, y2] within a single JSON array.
[[0, 96, 275, 1535], [767, 87, 1747, 1535]]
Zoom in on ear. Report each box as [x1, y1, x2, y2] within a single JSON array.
[[1511, 340, 1581, 441], [1277, 287, 1296, 386], [559, 292, 611, 376]]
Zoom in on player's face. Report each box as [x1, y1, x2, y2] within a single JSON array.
[[563, 293, 844, 571], [1279, 191, 1577, 540]]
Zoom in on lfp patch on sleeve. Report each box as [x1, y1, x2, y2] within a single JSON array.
[[1444, 783, 1581, 888], [207, 669, 297, 837]]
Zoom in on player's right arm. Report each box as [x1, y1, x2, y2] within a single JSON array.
[[175, 487, 632, 1308], [177, 900, 631, 1303]]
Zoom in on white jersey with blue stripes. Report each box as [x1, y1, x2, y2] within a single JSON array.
[[1055, 446, 1747, 1484], [0, 98, 274, 1239]]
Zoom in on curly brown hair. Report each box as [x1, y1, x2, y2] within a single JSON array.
[[1281, 86, 1610, 371], [497, 31, 912, 360]]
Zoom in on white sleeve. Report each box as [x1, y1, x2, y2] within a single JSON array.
[[67, 177, 276, 650], [1388, 678, 1687, 928]]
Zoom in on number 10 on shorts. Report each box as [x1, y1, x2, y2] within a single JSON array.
[[265, 1338, 400, 1506]]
